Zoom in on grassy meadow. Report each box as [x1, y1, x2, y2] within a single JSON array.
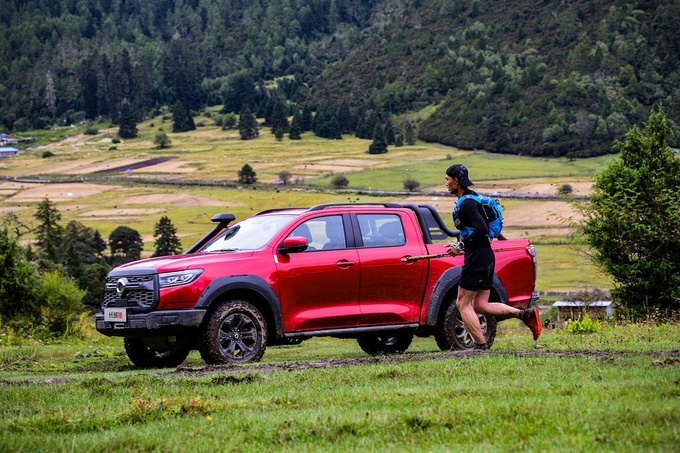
[[0, 113, 614, 292], [0, 323, 678, 452]]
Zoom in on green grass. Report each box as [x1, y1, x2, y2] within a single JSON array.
[[0, 323, 678, 451]]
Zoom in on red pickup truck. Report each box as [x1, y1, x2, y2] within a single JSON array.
[[96, 203, 538, 368]]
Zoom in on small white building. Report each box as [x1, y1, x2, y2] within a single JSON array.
[[552, 300, 613, 324], [0, 146, 20, 157]]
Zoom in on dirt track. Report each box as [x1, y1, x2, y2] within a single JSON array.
[[2, 349, 677, 386]]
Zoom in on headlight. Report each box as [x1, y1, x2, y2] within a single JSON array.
[[158, 269, 203, 288]]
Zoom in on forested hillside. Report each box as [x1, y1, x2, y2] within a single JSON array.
[[2, 0, 679, 157]]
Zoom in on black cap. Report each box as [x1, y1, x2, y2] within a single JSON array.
[[446, 164, 474, 186]]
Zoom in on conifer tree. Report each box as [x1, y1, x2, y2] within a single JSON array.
[[238, 106, 259, 140], [172, 100, 196, 133], [270, 98, 290, 134], [238, 163, 258, 184], [118, 98, 138, 139], [152, 216, 183, 257], [34, 198, 63, 262], [289, 109, 302, 139], [368, 123, 388, 154]]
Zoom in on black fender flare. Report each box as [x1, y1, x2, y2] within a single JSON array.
[[194, 274, 283, 338], [425, 267, 509, 326]]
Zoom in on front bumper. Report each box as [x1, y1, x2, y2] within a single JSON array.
[[95, 309, 206, 337]]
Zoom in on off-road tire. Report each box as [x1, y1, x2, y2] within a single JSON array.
[[199, 300, 267, 364], [123, 337, 190, 368], [357, 332, 414, 355], [435, 303, 497, 351]]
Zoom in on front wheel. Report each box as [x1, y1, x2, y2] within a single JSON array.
[[357, 332, 413, 355], [435, 303, 497, 351], [199, 300, 267, 364], [124, 338, 190, 368]]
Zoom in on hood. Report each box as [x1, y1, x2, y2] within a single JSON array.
[[112, 250, 256, 273]]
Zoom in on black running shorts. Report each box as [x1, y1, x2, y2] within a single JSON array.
[[460, 246, 495, 291]]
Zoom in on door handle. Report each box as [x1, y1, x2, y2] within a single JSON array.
[[335, 259, 356, 268]]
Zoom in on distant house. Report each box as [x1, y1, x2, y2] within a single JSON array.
[[0, 146, 20, 157], [552, 300, 613, 324]]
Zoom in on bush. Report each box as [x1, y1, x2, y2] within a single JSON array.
[[331, 174, 349, 188], [34, 271, 86, 338], [84, 125, 99, 135], [566, 313, 602, 334], [558, 184, 573, 195], [403, 178, 421, 192], [42, 151, 54, 158]]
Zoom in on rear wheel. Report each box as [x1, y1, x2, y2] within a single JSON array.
[[435, 303, 497, 351], [357, 332, 413, 355], [199, 300, 267, 364], [123, 337, 190, 368]]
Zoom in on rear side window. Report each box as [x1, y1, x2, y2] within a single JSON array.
[[288, 215, 346, 251], [357, 214, 405, 247]]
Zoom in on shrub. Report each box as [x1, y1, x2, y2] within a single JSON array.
[[403, 178, 421, 192], [34, 271, 86, 338], [42, 151, 54, 158], [331, 175, 349, 188], [566, 313, 602, 334], [558, 184, 573, 195], [84, 125, 99, 135]]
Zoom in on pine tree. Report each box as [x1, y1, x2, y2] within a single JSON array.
[[172, 101, 196, 133], [118, 98, 138, 139], [34, 198, 63, 262], [337, 100, 353, 134], [368, 123, 388, 154], [270, 98, 290, 134], [152, 216, 183, 257], [238, 164, 258, 184], [239, 106, 259, 140], [289, 109, 302, 139], [578, 106, 680, 318], [301, 105, 313, 132], [404, 121, 416, 145]]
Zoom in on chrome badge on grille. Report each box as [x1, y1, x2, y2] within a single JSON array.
[[116, 278, 129, 297]]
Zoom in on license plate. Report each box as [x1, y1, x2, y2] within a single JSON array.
[[104, 308, 127, 323]]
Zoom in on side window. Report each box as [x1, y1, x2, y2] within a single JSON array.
[[288, 216, 346, 251], [357, 214, 405, 247]]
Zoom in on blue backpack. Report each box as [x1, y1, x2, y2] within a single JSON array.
[[453, 193, 504, 239]]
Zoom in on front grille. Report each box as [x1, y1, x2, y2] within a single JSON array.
[[102, 273, 158, 310]]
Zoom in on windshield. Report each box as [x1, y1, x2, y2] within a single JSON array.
[[201, 214, 296, 252]]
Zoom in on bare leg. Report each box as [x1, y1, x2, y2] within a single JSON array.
[[456, 287, 486, 344], [473, 291, 521, 318]]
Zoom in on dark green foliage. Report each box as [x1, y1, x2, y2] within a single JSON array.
[[403, 178, 421, 192], [2, 1, 679, 156], [152, 216, 183, 257], [172, 101, 196, 133], [113, 82, 138, 140], [331, 174, 349, 188], [221, 72, 257, 115], [238, 106, 259, 140], [270, 98, 290, 134], [153, 132, 171, 148], [42, 151, 54, 158], [289, 112, 302, 139], [312, 106, 342, 139], [33, 198, 63, 263], [108, 226, 143, 265], [238, 164, 258, 184], [368, 124, 388, 154], [579, 107, 680, 318], [0, 228, 39, 322]]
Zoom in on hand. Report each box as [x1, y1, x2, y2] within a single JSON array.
[[446, 242, 464, 256]]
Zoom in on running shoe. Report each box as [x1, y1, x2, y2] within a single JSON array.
[[523, 307, 542, 341]]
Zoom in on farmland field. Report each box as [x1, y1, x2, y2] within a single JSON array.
[[0, 116, 614, 292]]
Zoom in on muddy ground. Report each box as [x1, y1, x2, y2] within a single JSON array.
[[2, 349, 678, 386]]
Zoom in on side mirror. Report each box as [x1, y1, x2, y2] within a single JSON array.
[[278, 236, 309, 254]]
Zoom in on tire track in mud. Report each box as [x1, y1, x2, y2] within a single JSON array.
[[2, 349, 678, 386]]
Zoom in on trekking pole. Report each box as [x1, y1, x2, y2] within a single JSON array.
[[401, 253, 450, 262]]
